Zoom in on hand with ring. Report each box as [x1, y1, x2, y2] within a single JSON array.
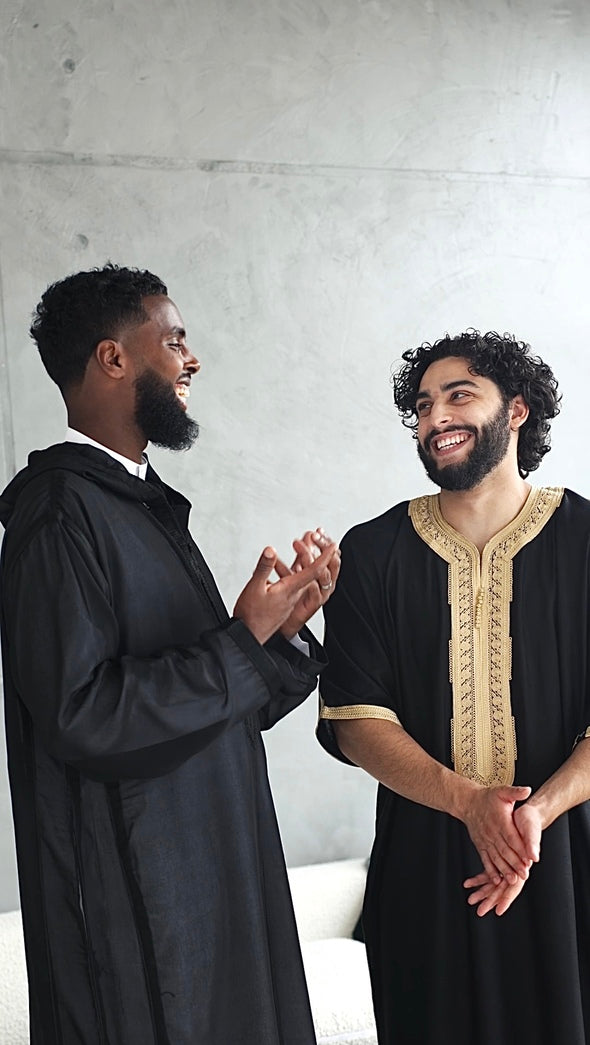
[[272, 527, 340, 638]]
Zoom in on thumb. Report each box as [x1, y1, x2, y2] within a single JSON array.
[[252, 546, 277, 579], [501, 785, 532, 803]]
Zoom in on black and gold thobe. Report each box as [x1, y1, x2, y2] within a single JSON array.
[[318, 487, 590, 1045]]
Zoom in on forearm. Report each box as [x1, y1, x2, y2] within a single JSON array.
[[527, 737, 590, 829], [334, 718, 479, 821]]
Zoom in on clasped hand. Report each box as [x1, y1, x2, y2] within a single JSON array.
[[233, 528, 340, 645], [462, 792, 543, 917]]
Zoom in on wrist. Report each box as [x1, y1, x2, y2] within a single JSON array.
[[279, 626, 297, 640], [524, 791, 552, 831], [279, 615, 304, 641], [446, 774, 484, 823]]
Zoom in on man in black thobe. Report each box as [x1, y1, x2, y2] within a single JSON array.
[[318, 331, 590, 1045], [0, 264, 340, 1045]]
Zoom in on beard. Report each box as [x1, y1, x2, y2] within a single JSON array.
[[134, 368, 199, 452], [417, 400, 511, 492]]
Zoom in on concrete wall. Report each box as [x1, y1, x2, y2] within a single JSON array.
[[1, 0, 590, 910]]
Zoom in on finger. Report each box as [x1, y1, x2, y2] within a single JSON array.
[[273, 557, 293, 580], [317, 568, 333, 598], [495, 881, 526, 916], [476, 886, 507, 917], [283, 542, 338, 594], [463, 872, 490, 889], [318, 547, 341, 600], [304, 530, 324, 559], [252, 547, 277, 580], [311, 527, 334, 550], [485, 845, 524, 885], [291, 533, 322, 572], [478, 849, 502, 886], [292, 535, 317, 561], [470, 878, 510, 917], [327, 550, 341, 582], [466, 882, 497, 906], [493, 834, 532, 880]]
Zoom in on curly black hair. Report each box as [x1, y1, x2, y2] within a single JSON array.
[[30, 263, 168, 391], [392, 330, 561, 478]]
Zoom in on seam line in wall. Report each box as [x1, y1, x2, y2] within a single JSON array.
[[0, 149, 588, 186]]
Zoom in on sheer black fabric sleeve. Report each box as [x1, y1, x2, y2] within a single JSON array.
[[2, 518, 286, 781], [257, 627, 328, 730]]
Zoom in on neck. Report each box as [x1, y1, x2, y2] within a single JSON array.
[[438, 461, 531, 553], [67, 411, 147, 465]]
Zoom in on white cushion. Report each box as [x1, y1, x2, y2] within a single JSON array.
[[0, 910, 29, 1044], [288, 858, 367, 942], [301, 938, 377, 1045]]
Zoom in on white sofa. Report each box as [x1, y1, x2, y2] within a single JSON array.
[[288, 858, 377, 1045], [0, 858, 376, 1045]]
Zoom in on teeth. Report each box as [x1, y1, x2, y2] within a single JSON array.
[[435, 434, 468, 450], [176, 385, 190, 399]]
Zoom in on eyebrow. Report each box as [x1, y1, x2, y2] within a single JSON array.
[[415, 379, 479, 402], [168, 326, 187, 338]]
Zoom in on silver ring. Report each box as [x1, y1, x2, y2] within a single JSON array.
[[320, 581, 333, 591]]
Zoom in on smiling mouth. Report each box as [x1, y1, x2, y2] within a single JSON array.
[[430, 431, 472, 456], [175, 383, 190, 409]]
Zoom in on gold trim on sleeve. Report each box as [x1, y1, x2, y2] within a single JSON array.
[[409, 487, 563, 787], [319, 699, 401, 727]]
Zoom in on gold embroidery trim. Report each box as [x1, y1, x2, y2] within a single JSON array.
[[409, 486, 563, 786], [319, 699, 401, 727], [572, 726, 590, 750]]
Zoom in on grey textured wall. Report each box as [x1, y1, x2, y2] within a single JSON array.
[[1, 0, 590, 911]]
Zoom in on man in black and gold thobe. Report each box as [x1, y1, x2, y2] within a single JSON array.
[[0, 264, 340, 1045], [318, 331, 590, 1045]]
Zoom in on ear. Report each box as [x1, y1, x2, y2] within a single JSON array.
[[94, 338, 128, 381], [510, 394, 529, 431]]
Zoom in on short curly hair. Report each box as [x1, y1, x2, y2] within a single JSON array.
[[30, 263, 168, 391], [392, 330, 561, 478]]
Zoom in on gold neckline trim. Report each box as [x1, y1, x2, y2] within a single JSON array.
[[409, 486, 563, 786]]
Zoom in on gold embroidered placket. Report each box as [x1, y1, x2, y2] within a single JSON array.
[[409, 487, 563, 787]]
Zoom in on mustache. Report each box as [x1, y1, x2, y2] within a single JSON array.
[[425, 424, 478, 453]]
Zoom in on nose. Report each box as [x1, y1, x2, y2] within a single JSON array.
[[429, 398, 454, 428], [183, 349, 200, 374]]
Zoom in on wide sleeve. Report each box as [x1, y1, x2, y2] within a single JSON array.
[[257, 627, 328, 730], [317, 529, 402, 764], [2, 517, 286, 781]]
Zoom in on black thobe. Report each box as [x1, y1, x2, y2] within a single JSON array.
[[0, 443, 322, 1045], [318, 487, 590, 1045]]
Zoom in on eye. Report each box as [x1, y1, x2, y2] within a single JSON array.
[[450, 390, 470, 401], [416, 401, 431, 415], [168, 341, 183, 352]]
